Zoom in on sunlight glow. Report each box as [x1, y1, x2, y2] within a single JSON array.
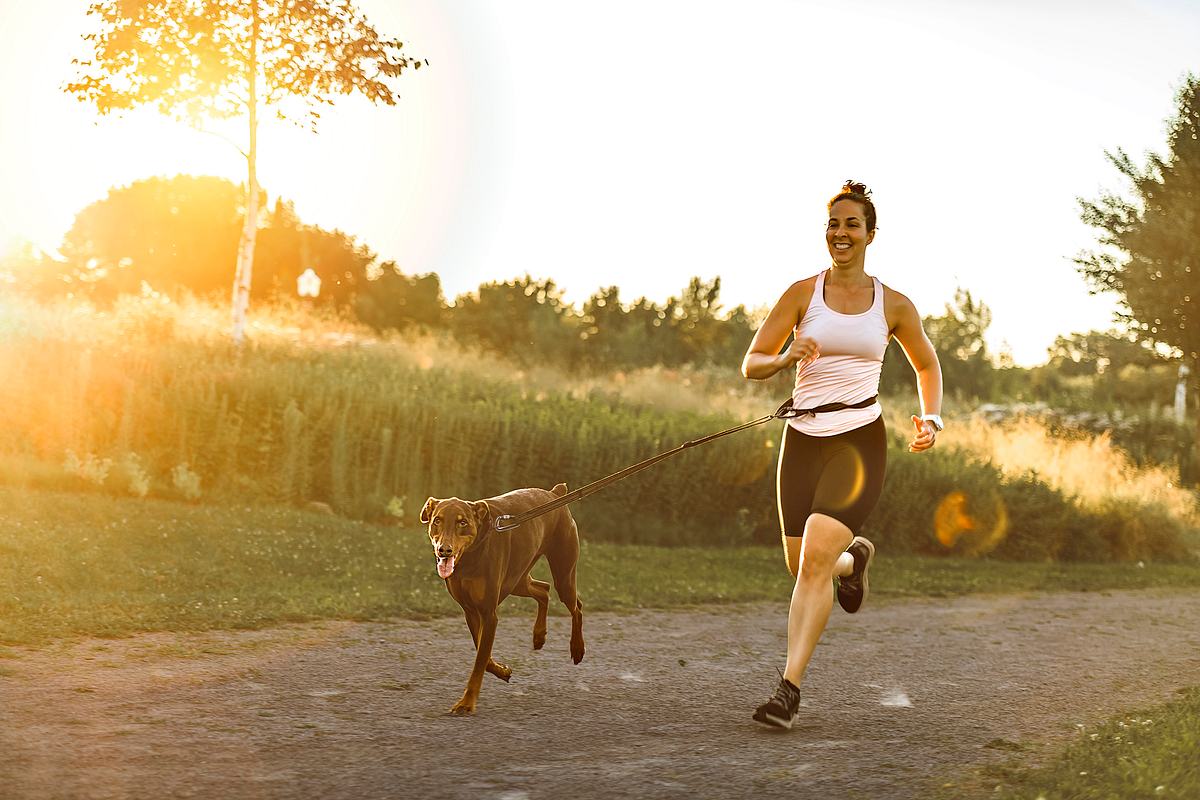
[[3, 1, 1199, 365]]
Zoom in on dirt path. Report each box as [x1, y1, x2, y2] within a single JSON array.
[[2, 589, 1200, 800]]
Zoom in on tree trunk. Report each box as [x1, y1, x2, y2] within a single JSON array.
[[1193, 354, 1200, 487], [231, 0, 260, 346]]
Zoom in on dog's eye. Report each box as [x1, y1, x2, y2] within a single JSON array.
[[456, 519, 468, 528], [432, 516, 441, 525]]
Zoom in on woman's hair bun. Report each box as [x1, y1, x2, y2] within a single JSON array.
[[841, 179, 871, 197], [829, 179, 878, 231]]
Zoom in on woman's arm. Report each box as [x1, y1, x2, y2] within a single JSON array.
[[888, 291, 943, 453], [741, 281, 818, 380]]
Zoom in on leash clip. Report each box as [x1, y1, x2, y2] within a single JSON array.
[[493, 514, 519, 532], [773, 398, 810, 419]]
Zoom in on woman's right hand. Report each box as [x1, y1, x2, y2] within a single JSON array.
[[780, 336, 820, 368]]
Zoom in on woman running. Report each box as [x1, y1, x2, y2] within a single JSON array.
[[741, 180, 943, 729]]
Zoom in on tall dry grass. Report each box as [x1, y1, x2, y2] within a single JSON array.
[[1, 290, 1195, 558], [0, 291, 782, 543], [944, 415, 1198, 525]]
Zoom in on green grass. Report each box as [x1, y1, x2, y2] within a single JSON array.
[[959, 687, 1200, 799], [2, 485, 1199, 646]]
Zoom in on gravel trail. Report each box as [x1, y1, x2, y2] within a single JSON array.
[[2, 589, 1199, 799]]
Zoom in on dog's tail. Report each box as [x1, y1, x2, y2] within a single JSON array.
[[551, 482, 568, 497]]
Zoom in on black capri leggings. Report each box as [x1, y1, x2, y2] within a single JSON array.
[[777, 416, 888, 537]]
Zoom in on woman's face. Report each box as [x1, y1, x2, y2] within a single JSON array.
[[826, 199, 875, 265]]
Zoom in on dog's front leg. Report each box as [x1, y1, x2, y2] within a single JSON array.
[[450, 607, 498, 715]]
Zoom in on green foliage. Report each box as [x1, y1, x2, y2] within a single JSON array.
[[66, 0, 427, 128], [0, 300, 1192, 561], [64, 0, 429, 343], [355, 263, 446, 332], [880, 287, 996, 401], [1046, 329, 1167, 377], [255, 199, 376, 307], [59, 175, 244, 299], [925, 287, 995, 400], [442, 274, 755, 372], [45, 177, 376, 305], [576, 278, 755, 371], [451, 275, 579, 366], [1076, 72, 1200, 471], [1076, 73, 1200, 366], [870, 433, 1192, 563]]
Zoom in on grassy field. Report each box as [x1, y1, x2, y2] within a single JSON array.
[[3, 485, 1199, 647], [948, 687, 1200, 799]]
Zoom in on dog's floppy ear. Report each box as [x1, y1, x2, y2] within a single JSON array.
[[471, 500, 491, 529], [420, 497, 439, 524]]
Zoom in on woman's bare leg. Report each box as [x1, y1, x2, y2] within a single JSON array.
[[782, 512, 853, 687]]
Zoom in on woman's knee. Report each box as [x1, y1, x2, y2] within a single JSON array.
[[797, 514, 852, 581]]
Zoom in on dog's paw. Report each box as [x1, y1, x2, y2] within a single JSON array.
[[533, 632, 546, 650], [449, 698, 477, 716], [487, 661, 512, 682]]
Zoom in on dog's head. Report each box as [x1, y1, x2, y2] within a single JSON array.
[[420, 496, 491, 579]]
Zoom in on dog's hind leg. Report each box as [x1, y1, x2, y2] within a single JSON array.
[[546, 519, 585, 665], [509, 573, 551, 650], [463, 607, 512, 683]]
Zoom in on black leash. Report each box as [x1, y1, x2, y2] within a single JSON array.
[[492, 395, 877, 532]]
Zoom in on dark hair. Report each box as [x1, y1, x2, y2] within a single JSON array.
[[828, 179, 877, 232]]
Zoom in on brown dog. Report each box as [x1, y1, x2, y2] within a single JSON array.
[[420, 484, 585, 715]]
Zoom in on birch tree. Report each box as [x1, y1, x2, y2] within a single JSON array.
[[66, 0, 427, 344]]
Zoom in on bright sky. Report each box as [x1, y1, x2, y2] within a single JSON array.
[[2, 0, 1199, 366]]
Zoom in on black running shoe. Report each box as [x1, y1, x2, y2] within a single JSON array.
[[753, 671, 801, 729], [836, 536, 875, 614]]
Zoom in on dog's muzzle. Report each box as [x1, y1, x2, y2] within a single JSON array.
[[436, 545, 456, 579]]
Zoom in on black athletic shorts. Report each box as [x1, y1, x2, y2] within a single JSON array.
[[777, 415, 887, 537]]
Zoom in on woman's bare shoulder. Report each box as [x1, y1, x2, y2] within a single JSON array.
[[770, 274, 820, 323], [753, 274, 821, 339], [880, 282, 921, 331], [881, 282, 916, 310], [780, 273, 820, 303]]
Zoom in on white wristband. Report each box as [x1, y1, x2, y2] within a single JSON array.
[[920, 414, 944, 432]]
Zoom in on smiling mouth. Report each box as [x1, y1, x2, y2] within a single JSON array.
[[833, 242, 852, 251], [436, 554, 457, 578]]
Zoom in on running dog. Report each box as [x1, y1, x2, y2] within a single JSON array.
[[420, 484, 585, 715]]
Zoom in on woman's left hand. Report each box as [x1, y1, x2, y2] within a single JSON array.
[[908, 416, 938, 453]]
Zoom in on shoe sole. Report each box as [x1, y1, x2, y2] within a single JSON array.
[[753, 709, 797, 729], [854, 537, 873, 614], [843, 536, 875, 614]]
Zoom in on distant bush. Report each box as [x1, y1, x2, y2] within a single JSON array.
[[0, 294, 1194, 561]]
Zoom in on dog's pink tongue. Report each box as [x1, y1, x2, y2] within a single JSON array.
[[437, 556, 456, 578]]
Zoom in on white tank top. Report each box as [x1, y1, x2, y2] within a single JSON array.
[[788, 269, 888, 436]]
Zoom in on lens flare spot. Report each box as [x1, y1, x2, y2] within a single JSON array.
[[825, 448, 866, 511], [935, 491, 974, 547], [934, 490, 1008, 556]]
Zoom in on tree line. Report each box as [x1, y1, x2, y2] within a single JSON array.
[[0, 172, 1180, 399]]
